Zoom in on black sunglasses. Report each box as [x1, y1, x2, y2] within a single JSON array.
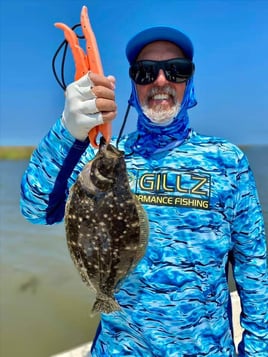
[[129, 58, 195, 85]]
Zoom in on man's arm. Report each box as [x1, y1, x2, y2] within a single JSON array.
[[20, 117, 93, 224], [230, 154, 268, 355]]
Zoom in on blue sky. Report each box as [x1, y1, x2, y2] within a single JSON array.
[[1, 0, 267, 146]]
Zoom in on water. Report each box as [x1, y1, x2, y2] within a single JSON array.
[[0, 146, 267, 357]]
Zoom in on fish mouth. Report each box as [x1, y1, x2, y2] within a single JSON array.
[[99, 136, 124, 158], [99, 136, 107, 148]]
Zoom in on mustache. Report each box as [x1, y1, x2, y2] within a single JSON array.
[[146, 85, 177, 102]]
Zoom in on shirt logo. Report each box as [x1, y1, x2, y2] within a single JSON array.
[[129, 170, 211, 210]]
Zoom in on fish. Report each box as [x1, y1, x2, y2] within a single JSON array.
[[64, 137, 148, 314]]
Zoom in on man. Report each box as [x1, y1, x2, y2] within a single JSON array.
[[20, 27, 268, 356]]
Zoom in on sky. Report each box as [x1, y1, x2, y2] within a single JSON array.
[[0, 0, 268, 146]]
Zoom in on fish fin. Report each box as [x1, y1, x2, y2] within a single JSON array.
[[133, 195, 149, 257], [92, 296, 121, 314]]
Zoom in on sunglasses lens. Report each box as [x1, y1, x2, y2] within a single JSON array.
[[129, 58, 194, 85], [129, 61, 157, 85], [164, 59, 194, 83]]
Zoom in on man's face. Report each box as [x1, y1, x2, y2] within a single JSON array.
[[136, 41, 187, 125]]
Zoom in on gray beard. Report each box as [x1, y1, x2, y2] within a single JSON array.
[[141, 103, 181, 125]]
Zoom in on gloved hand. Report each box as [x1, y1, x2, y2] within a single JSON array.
[[62, 72, 116, 141]]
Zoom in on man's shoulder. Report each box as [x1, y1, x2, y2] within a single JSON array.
[[191, 130, 243, 152], [188, 130, 246, 166]]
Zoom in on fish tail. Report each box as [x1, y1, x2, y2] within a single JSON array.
[[92, 296, 121, 314]]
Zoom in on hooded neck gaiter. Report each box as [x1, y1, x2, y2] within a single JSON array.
[[128, 77, 197, 157]]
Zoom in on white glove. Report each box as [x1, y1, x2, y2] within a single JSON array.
[[62, 74, 103, 141]]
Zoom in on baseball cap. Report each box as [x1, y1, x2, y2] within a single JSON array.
[[126, 26, 194, 64]]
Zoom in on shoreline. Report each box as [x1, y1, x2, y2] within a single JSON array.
[[0, 146, 35, 160], [1, 144, 267, 160]]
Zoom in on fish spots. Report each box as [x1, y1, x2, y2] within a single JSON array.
[[68, 214, 77, 220], [65, 138, 149, 314]]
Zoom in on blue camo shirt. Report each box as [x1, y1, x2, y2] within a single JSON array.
[[20, 118, 268, 356]]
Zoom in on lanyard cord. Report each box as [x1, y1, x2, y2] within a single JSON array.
[[116, 102, 131, 149], [52, 23, 82, 91]]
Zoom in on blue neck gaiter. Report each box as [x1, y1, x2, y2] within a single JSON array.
[[128, 77, 197, 157]]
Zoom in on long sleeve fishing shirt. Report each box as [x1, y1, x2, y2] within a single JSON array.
[[20, 118, 268, 356]]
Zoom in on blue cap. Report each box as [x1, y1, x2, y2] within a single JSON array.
[[126, 26, 194, 64]]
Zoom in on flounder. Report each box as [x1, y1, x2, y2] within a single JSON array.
[[65, 137, 148, 314]]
